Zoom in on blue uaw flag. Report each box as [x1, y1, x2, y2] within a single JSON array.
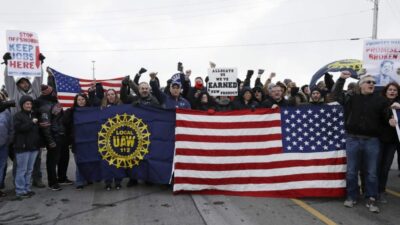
[[74, 104, 176, 184]]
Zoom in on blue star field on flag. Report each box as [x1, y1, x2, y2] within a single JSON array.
[[281, 105, 346, 153]]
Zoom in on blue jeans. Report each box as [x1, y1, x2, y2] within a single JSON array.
[[345, 136, 380, 200], [15, 150, 39, 195], [0, 145, 8, 189]]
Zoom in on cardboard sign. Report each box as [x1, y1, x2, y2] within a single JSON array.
[[207, 68, 238, 96], [6, 30, 41, 77], [363, 39, 400, 86]]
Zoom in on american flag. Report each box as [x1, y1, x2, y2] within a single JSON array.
[[173, 105, 347, 198], [48, 67, 124, 108]]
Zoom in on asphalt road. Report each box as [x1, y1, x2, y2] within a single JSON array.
[[0, 152, 399, 225]]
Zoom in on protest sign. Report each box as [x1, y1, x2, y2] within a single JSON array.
[[363, 39, 400, 86], [6, 30, 41, 77], [207, 68, 238, 96]]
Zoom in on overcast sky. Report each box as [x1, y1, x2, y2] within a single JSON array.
[[1, 0, 400, 87]]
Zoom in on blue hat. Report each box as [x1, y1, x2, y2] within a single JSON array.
[[171, 73, 182, 87]]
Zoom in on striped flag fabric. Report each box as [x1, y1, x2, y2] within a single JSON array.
[[173, 105, 347, 198], [48, 67, 124, 108]]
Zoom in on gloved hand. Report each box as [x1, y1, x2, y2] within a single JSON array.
[[138, 67, 147, 75], [122, 76, 130, 86], [2, 52, 11, 65], [246, 70, 254, 80], [39, 53, 45, 64]]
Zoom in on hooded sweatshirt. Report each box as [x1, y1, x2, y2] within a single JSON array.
[[13, 96, 40, 152], [4, 67, 43, 115]]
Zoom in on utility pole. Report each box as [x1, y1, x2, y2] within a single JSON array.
[[372, 0, 379, 39], [92, 60, 96, 80]]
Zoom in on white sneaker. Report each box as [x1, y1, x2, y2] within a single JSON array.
[[366, 197, 380, 213], [344, 199, 357, 208]]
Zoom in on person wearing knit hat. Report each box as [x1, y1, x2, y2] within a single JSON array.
[[41, 84, 53, 96], [36, 80, 66, 191], [252, 86, 266, 104], [3, 52, 46, 188], [309, 87, 325, 105], [232, 87, 259, 110], [13, 95, 40, 199]]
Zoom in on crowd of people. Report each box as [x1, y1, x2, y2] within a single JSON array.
[[0, 53, 400, 213]]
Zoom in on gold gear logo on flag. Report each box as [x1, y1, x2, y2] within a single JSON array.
[[326, 59, 362, 72], [98, 113, 151, 168]]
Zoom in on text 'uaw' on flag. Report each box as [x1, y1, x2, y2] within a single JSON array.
[[174, 105, 347, 198], [48, 67, 124, 108]]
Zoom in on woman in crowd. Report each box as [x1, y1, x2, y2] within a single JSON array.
[[101, 88, 123, 190], [13, 96, 40, 199], [194, 91, 216, 111], [101, 89, 122, 108], [378, 82, 400, 203], [232, 87, 259, 110], [63, 93, 91, 190], [0, 92, 12, 197]]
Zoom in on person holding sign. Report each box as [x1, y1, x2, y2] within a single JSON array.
[[2, 52, 44, 115], [2, 52, 46, 189]]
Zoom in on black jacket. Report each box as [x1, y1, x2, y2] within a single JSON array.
[[131, 95, 160, 107], [380, 99, 400, 143], [13, 110, 40, 152], [332, 77, 389, 137], [36, 96, 65, 147], [232, 99, 259, 110], [62, 108, 74, 147]]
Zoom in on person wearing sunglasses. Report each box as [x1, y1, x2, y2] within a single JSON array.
[[332, 71, 390, 213]]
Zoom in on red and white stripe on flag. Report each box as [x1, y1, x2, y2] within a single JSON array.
[[173, 108, 346, 198], [58, 77, 123, 108]]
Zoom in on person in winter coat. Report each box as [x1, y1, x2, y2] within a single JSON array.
[[46, 70, 74, 186], [2, 52, 44, 115], [377, 82, 400, 203], [13, 96, 40, 199], [0, 92, 13, 197], [62, 93, 91, 190], [261, 85, 290, 108], [36, 84, 65, 191], [332, 71, 389, 213], [101, 89, 122, 108], [100, 89, 123, 190], [150, 73, 191, 109], [252, 86, 266, 104], [232, 87, 259, 110], [215, 96, 234, 112], [194, 91, 216, 111], [186, 76, 207, 108], [309, 88, 326, 105], [3, 52, 46, 188]]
